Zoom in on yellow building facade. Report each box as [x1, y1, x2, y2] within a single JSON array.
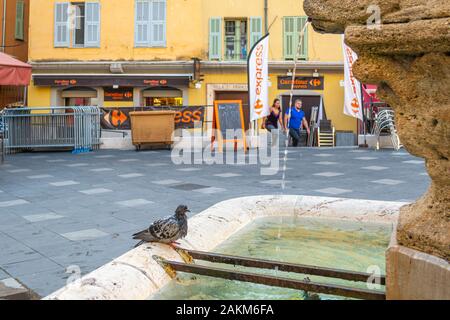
[[28, 0, 357, 138]]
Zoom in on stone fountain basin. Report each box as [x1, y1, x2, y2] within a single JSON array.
[[44, 195, 405, 300]]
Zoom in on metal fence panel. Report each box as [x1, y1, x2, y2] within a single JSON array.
[[1, 106, 102, 154]]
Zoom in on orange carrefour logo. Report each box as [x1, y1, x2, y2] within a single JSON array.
[[351, 98, 360, 114], [309, 79, 321, 87], [254, 99, 263, 115]]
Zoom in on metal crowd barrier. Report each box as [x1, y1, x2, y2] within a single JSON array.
[[372, 109, 402, 151], [1, 106, 101, 154]]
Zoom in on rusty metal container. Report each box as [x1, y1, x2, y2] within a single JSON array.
[[129, 111, 175, 150]]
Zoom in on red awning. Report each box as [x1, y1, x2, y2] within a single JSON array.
[[0, 52, 32, 86], [363, 84, 381, 106]]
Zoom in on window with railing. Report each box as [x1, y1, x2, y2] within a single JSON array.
[[209, 17, 262, 61]]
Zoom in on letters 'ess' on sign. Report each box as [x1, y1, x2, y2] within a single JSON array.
[[214, 100, 247, 152]]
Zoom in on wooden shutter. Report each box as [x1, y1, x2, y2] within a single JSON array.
[[15, 1, 24, 40], [85, 2, 101, 47], [283, 16, 308, 60], [135, 0, 150, 46], [209, 17, 221, 60], [150, 0, 166, 46], [249, 17, 262, 50], [54, 2, 70, 47], [296, 17, 308, 60]]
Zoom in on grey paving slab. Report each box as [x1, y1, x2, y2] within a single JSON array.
[[27, 174, 54, 179], [118, 173, 145, 178], [361, 166, 389, 171], [194, 187, 227, 194], [60, 229, 109, 241], [355, 157, 378, 160], [1, 256, 62, 277], [403, 160, 425, 164], [0, 199, 29, 208], [90, 168, 114, 172], [314, 187, 352, 195], [79, 188, 113, 195], [170, 183, 209, 191], [116, 199, 155, 207], [7, 169, 32, 173], [371, 179, 405, 185], [214, 173, 242, 178], [50, 181, 80, 187], [22, 213, 65, 223], [313, 161, 338, 165], [313, 172, 345, 177]]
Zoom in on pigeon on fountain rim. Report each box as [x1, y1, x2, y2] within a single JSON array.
[[132, 205, 190, 248]]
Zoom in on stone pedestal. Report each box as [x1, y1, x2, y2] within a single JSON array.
[[304, 0, 450, 299], [387, 233, 450, 300]]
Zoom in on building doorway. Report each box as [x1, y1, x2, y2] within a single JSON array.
[[281, 95, 326, 125], [62, 87, 97, 106], [143, 87, 183, 107]]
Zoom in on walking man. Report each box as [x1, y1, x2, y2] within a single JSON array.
[[284, 99, 310, 147]]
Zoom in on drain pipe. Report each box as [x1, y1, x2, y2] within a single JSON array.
[[264, 0, 268, 34], [1, 0, 6, 52]]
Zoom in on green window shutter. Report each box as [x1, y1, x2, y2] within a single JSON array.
[[15, 1, 24, 40], [283, 16, 308, 60], [283, 17, 295, 60], [249, 17, 262, 49], [297, 17, 308, 60], [209, 17, 221, 60]]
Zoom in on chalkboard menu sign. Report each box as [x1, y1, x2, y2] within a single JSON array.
[[214, 100, 247, 151]]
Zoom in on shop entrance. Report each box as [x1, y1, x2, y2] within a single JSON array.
[[215, 91, 249, 131], [281, 95, 326, 125], [143, 87, 183, 107], [62, 87, 97, 106]]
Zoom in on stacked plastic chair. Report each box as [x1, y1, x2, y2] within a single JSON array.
[[372, 109, 402, 151]]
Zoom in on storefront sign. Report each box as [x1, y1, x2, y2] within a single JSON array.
[[104, 87, 134, 102], [101, 106, 205, 130], [277, 76, 324, 90], [33, 75, 190, 87]]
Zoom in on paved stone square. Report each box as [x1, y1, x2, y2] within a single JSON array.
[[0, 147, 430, 297]]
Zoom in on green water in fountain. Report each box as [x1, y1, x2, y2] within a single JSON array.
[[152, 216, 392, 300]]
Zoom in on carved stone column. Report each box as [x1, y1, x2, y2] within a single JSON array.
[[304, 0, 449, 299]]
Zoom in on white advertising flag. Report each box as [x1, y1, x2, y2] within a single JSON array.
[[342, 35, 363, 120], [248, 34, 270, 121]]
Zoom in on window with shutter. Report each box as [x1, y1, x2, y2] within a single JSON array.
[[134, 0, 166, 47], [85, 2, 101, 47], [209, 17, 221, 60], [15, 1, 24, 40], [54, 2, 70, 47], [283, 16, 308, 60]]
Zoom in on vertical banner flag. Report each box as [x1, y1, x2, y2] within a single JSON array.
[[248, 34, 270, 121], [342, 35, 363, 120]]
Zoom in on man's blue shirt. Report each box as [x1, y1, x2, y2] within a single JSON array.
[[286, 107, 305, 130]]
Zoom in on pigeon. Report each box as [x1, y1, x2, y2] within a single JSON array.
[[133, 205, 190, 248]]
